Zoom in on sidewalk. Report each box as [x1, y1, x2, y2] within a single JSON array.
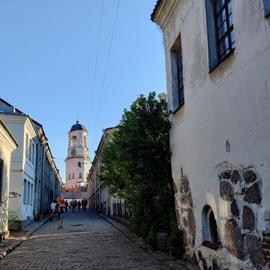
[[0, 217, 49, 259], [97, 213, 199, 270]]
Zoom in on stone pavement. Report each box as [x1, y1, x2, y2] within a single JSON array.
[[0, 211, 193, 270], [0, 218, 49, 258]]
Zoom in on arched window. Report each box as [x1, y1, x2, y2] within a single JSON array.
[[79, 172, 82, 178], [71, 136, 77, 147], [202, 205, 220, 249], [78, 162, 81, 168]]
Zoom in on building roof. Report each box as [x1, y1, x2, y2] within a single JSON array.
[[0, 97, 61, 181], [70, 121, 86, 132], [151, 0, 163, 21], [0, 119, 19, 147]]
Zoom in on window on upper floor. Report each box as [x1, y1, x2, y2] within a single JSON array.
[[31, 141, 35, 165], [0, 159, 3, 203], [72, 173, 75, 179], [78, 162, 81, 168], [202, 205, 220, 249], [29, 142, 32, 162], [79, 172, 82, 178], [205, 0, 235, 71], [68, 174, 71, 179], [170, 35, 184, 113], [25, 133, 29, 159], [264, 0, 270, 17]]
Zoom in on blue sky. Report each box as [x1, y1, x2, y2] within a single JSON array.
[[0, 0, 166, 180]]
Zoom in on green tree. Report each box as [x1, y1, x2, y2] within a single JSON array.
[[101, 92, 184, 257]]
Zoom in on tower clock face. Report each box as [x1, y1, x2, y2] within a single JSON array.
[[71, 149, 76, 157]]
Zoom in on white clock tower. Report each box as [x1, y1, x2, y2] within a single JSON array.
[[64, 121, 90, 191]]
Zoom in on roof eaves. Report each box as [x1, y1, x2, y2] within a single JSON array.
[[151, 0, 163, 22]]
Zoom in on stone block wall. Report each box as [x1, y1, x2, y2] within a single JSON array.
[[262, 232, 270, 268], [219, 166, 266, 268]]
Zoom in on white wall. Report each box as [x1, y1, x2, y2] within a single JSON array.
[[155, 0, 270, 268], [0, 115, 37, 221]]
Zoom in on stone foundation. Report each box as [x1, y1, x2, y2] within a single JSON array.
[[219, 166, 266, 268]]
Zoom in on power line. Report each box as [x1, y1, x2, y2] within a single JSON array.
[[88, 0, 105, 132], [93, 0, 120, 134]]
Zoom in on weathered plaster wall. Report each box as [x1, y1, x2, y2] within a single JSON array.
[[158, 0, 270, 268]]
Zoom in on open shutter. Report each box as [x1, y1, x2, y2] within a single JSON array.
[[205, 0, 219, 71], [264, 0, 270, 17]]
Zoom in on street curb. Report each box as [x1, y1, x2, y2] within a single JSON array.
[[97, 213, 198, 270], [0, 217, 50, 260]]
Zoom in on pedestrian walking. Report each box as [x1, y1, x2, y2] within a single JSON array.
[[55, 199, 63, 229], [65, 200, 68, 213], [82, 198, 88, 213], [50, 200, 57, 221], [74, 199, 78, 212], [78, 200, 81, 211], [59, 197, 65, 213], [70, 198, 76, 212], [57, 207, 63, 229]]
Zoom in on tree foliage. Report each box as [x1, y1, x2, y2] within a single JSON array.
[[101, 92, 184, 257]]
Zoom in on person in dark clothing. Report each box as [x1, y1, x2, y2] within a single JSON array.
[[70, 198, 76, 212], [82, 198, 88, 213], [64, 200, 68, 213], [78, 200, 81, 211]]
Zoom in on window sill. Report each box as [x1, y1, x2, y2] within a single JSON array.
[[170, 103, 185, 115], [209, 48, 235, 73], [202, 241, 221, 250]]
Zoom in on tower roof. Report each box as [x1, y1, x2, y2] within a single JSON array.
[[70, 121, 86, 132]]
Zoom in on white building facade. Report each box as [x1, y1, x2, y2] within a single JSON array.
[[0, 113, 38, 225], [0, 120, 18, 238], [64, 121, 90, 191], [0, 98, 61, 227], [152, 0, 270, 269]]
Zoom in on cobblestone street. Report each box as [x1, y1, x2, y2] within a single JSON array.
[[0, 211, 176, 270]]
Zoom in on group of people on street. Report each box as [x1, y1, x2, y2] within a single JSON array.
[[70, 198, 88, 213], [50, 197, 88, 229]]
